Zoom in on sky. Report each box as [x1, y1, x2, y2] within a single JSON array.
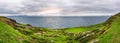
[[0, 0, 119, 16]]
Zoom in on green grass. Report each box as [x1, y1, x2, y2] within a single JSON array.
[[98, 16, 120, 43], [65, 23, 103, 33], [0, 21, 31, 43], [66, 28, 90, 33]]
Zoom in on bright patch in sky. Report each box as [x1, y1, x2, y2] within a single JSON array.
[[39, 6, 62, 14]]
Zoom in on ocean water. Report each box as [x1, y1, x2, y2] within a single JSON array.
[[8, 16, 110, 28]]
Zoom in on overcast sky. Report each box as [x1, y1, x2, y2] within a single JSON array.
[[0, 0, 119, 16]]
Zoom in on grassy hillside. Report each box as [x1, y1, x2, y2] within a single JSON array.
[[0, 13, 120, 43], [97, 13, 120, 43], [0, 21, 30, 43]]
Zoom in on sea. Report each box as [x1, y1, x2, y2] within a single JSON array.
[[7, 16, 110, 28]]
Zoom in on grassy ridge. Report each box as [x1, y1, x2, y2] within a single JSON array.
[[98, 13, 120, 43]]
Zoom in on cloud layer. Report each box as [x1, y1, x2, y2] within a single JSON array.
[[0, 0, 120, 16]]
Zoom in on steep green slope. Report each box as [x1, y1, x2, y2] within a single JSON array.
[[98, 13, 120, 43], [0, 21, 30, 43], [0, 16, 38, 43]]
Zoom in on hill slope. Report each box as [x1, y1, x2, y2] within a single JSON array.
[[98, 13, 120, 43], [0, 21, 30, 43]]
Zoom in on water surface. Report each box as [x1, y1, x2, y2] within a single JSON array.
[[8, 16, 110, 28]]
